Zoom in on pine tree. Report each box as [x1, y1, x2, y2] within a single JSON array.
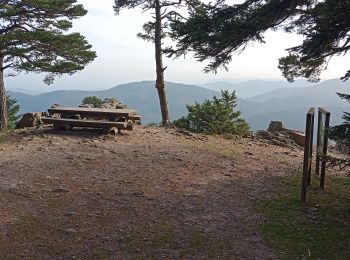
[[173, 90, 250, 135], [6, 95, 20, 129], [330, 93, 350, 143], [114, 0, 198, 126], [168, 0, 350, 82], [0, 0, 96, 131]]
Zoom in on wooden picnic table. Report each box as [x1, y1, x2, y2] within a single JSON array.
[[48, 106, 138, 118], [42, 106, 141, 132]]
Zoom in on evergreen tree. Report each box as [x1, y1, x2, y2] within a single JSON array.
[[0, 0, 96, 131], [114, 0, 198, 126], [168, 0, 350, 152], [173, 90, 250, 135], [168, 0, 350, 82], [6, 95, 20, 129], [330, 93, 350, 144], [82, 96, 103, 108]]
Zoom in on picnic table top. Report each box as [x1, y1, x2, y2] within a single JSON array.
[[48, 106, 138, 116]]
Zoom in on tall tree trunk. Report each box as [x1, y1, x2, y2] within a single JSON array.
[[0, 55, 7, 131], [154, 0, 170, 126]]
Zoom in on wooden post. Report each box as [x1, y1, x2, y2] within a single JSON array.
[[307, 112, 315, 186], [315, 109, 322, 176], [301, 108, 315, 202], [320, 110, 330, 189]]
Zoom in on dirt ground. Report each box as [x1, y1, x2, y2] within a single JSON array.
[[0, 125, 313, 259]]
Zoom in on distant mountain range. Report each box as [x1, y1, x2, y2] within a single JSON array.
[[201, 79, 311, 99], [8, 81, 218, 125], [7, 79, 349, 132]]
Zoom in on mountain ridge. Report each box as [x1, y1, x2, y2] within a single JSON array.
[[7, 79, 349, 131]]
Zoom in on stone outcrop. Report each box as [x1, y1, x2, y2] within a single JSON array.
[[256, 121, 305, 148], [100, 98, 127, 109], [284, 130, 305, 147], [267, 121, 285, 132], [15, 112, 44, 129]]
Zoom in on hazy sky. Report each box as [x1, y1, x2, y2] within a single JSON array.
[[6, 0, 349, 92]]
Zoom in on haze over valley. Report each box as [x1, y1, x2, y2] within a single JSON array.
[[8, 78, 349, 131]]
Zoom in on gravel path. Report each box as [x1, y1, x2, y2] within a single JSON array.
[[0, 126, 304, 259]]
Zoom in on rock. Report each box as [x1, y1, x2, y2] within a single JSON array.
[[15, 112, 43, 129], [100, 98, 127, 109], [255, 130, 272, 139], [256, 129, 302, 149], [52, 187, 70, 193], [335, 140, 350, 155], [63, 228, 77, 235], [267, 121, 285, 132], [284, 130, 305, 147], [107, 127, 120, 135]]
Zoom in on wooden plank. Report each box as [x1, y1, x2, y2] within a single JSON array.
[[316, 109, 322, 176], [42, 117, 128, 128], [307, 111, 315, 186], [301, 107, 315, 203], [320, 110, 331, 189], [48, 107, 138, 117], [129, 115, 142, 121]]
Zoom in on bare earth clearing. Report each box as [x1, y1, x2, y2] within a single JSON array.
[[0, 125, 307, 259]]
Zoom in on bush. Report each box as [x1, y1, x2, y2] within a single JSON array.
[[7, 95, 20, 129], [330, 93, 350, 143], [173, 90, 249, 135], [81, 96, 103, 108]]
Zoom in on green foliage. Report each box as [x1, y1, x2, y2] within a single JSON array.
[[173, 90, 249, 135], [168, 0, 350, 82], [330, 93, 350, 143], [81, 96, 103, 108], [6, 95, 20, 129], [0, 0, 96, 84], [256, 173, 350, 259]]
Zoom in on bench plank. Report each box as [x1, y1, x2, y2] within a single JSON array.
[[42, 117, 128, 129], [129, 115, 142, 121], [48, 107, 138, 117]]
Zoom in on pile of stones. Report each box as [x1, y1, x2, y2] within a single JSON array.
[[255, 121, 305, 149]]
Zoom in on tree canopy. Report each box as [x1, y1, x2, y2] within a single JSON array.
[[0, 0, 96, 84], [0, 0, 96, 130], [81, 96, 103, 108], [168, 0, 350, 82]]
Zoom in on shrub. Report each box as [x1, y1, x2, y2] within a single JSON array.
[[7, 96, 20, 129], [81, 96, 103, 108], [173, 90, 249, 135]]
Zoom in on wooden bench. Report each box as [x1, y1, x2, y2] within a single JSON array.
[[43, 106, 141, 132], [42, 117, 128, 129]]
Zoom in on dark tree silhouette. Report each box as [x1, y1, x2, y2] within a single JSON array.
[[114, 0, 197, 126], [0, 0, 96, 131], [168, 0, 350, 82]]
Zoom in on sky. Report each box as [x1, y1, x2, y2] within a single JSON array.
[[6, 0, 350, 93]]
